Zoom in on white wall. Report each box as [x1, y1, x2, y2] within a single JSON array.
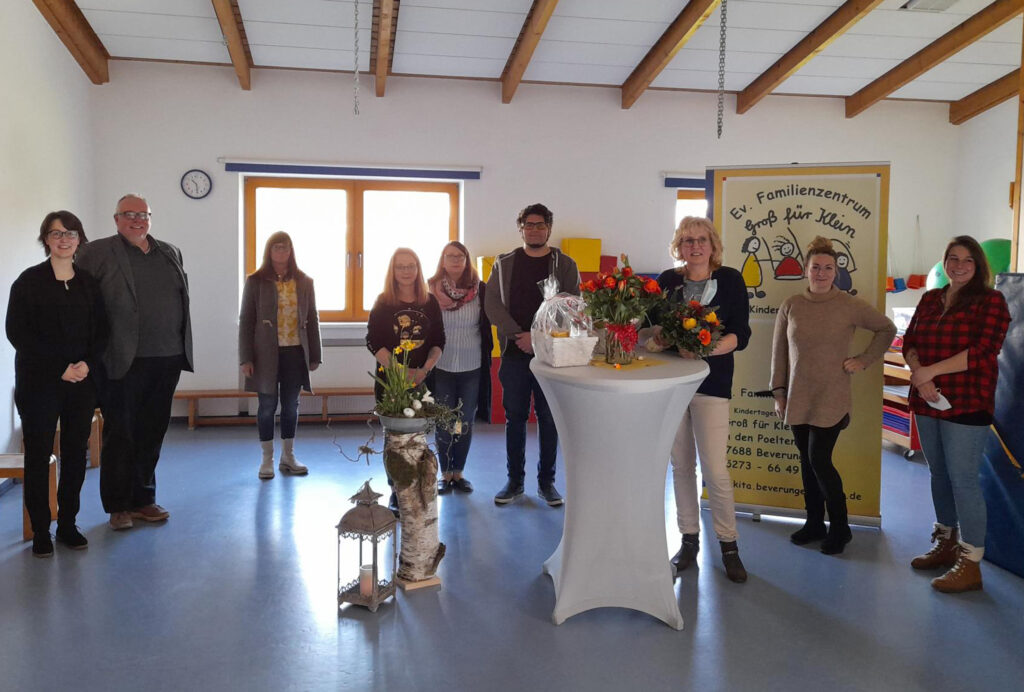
[[953, 99, 1017, 266], [87, 61, 967, 393], [0, 3, 95, 452]]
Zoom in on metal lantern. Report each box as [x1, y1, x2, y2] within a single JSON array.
[[337, 481, 398, 613]]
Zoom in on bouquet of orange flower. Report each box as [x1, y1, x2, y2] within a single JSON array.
[[658, 300, 724, 358], [579, 255, 663, 362]]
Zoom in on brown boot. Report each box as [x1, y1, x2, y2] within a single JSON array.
[[931, 547, 983, 594], [911, 525, 958, 570]]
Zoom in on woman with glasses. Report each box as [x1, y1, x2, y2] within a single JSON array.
[[770, 236, 895, 556], [6, 211, 106, 557], [647, 216, 752, 583], [366, 248, 445, 514], [427, 241, 492, 495], [903, 236, 1010, 593], [239, 232, 322, 479]]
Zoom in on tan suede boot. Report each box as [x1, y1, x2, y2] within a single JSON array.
[[931, 545, 983, 594], [911, 524, 958, 570], [258, 440, 275, 480]]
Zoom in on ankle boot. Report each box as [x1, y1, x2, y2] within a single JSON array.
[[279, 438, 308, 475], [790, 520, 828, 545], [258, 440, 275, 479], [931, 544, 983, 593], [671, 533, 700, 574], [820, 523, 853, 555], [911, 524, 958, 570], [720, 541, 747, 583]]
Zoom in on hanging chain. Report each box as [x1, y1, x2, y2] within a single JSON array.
[[716, 0, 728, 139], [353, 0, 361, 115]]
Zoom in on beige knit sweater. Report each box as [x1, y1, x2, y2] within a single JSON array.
[[770, 286, 896, 428]]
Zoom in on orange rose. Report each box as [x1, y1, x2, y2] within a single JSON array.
[[603, 276, 617, 289], [689, 300, 702, 309], [618, 280, 626, 291], [699, 329, 712, 345], [622, 266, 634, 278], [643, 279, 660, 294]]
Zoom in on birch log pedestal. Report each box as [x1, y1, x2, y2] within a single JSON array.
[[530, 351, 708, 629]]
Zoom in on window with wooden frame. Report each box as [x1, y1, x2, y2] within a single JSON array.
[[675, 188, 708, 226], [243, 177, 459, 322]]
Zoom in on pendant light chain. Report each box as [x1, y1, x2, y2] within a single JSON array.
[[716, 0, 728, 139], [353, 0, 361, 115]]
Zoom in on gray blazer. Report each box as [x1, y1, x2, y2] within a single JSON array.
[[76, 233, 194, 380], [238, 272, 322, 394]]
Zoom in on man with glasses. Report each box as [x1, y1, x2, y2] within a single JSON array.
[[77, 194, 193, 531], [485, 203, 579, 507]]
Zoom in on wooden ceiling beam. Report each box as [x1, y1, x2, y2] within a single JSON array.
[[621, 0, 721, 109], [845, 0, 1023, 118], [501, 0, 560, 104], [32, 0, 109, 84], [374, 0, 397, 97], [211, 0, 251, 90], [737, 0, 884, 114], [949, 69, 1019, 124]]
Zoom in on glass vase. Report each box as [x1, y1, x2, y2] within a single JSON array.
[[603, 325, 634, 366]]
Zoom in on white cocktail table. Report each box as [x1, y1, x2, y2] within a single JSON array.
[[531, 351, 708, 629]]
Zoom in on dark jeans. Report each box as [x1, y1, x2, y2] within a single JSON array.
[[498, 353, 558, 486], [790, 417, 849, 529], [257, 346, 306, 441], [99, 356, 182, 513], [432, 368, 481, 474], [17, 378, 96, 533]]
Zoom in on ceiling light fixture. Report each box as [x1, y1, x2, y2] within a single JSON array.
[[717, 0, 728, 139]]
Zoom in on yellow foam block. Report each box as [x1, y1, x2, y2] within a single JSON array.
[[490, 325, 500, 357], [477, 255, 495, 282], [561, 238, 601, 273]]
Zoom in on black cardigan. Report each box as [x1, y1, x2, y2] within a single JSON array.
[[6, 260, 108, 390], [655, 265, 751, 399]]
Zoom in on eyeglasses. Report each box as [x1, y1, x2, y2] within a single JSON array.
[[443, 254, 466, 262], [394, 264, 418, 272], [521, 222, 548, 231], [271, 243, 290, 252], [47, 230, 80, 240], [680, 237, 709, 247], [116, 211, 152, 221]]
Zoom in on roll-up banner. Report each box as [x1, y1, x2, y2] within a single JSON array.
[[711, 163, 890, 525]]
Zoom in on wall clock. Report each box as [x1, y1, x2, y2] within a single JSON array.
[[180, 169, 212, 199]]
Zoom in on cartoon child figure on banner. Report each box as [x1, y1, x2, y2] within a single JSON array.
[[831, 239, 858, 295], [741, 235, 770, 299], [771, 228, 804, 280]]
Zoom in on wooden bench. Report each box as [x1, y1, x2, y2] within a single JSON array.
[[0, 454, 57, 541], [173, 388, 375, 429]]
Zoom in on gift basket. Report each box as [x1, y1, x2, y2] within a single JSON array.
[[531, 276, 597, 367]]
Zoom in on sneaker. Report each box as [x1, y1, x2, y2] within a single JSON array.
[[437, 478, 453, 494], [494, 481, 524, 505], [32, 533, 54, 558], [452, 477, 474, 493], [55, 525, 89, 550], [130, 504, 170, 522], [109, 512, 133, 531], [538, 484, 564, 507], [790, 521, 828, 545]]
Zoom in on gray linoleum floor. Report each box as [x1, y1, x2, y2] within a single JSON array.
[[1, 421, 1022, 692]]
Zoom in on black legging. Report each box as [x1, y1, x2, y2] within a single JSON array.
[[790, 415, 849, 529]]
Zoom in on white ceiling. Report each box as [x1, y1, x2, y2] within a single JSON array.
[[76, 0, 1022, 103]]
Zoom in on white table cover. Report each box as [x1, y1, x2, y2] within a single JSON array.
[[531, 351, 708, 629]]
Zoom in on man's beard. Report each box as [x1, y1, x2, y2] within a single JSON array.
[[525, 240, 547, 249]]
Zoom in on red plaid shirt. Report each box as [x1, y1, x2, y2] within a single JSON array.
[[902, 288, 1011, 419]]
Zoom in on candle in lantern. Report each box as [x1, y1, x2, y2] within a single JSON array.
[[359, 565, 374, 597]]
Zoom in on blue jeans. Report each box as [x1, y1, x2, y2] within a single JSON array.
[[915, 414, 990, 547], [257, 346, 305, 441], [498, 354, 558, 486], [432, 368, 481, 474]]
